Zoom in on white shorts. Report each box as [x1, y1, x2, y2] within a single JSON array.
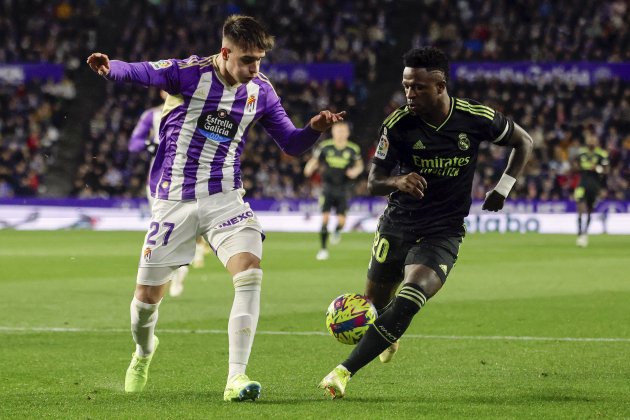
[[137, 189, 264, 271]]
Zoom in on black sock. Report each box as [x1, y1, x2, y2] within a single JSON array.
[[335, 223, 344, 234], [585, 213, 591, 233], [320, 224, 328, 249], [577, 215, 582, 235], [342, 283, 427, 374], [375, 299, 393, 316]]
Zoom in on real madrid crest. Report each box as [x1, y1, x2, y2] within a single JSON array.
[[457, 133, 470, 151]]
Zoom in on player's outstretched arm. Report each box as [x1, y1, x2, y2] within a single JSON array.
[[309, 111, 346, 132], [86, 52, 180, 92], [483, 122, 533, 212], [368, 164, 427, 199]]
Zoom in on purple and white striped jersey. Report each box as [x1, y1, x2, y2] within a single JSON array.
[[107, 55, 321, 201]]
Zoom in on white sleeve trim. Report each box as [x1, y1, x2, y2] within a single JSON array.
[[493, 122, 510, 143]]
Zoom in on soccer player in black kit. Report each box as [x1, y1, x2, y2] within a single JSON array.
[[319, 47, 533, 399], [304, 121, 364, 260]]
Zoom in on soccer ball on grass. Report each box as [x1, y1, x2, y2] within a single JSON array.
[[325, 293, 377, 345]]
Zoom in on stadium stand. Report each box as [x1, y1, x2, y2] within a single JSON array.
[[1, 0, 628, 201]]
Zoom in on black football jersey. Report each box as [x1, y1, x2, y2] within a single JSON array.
[[576, 146, 608, 187], [315, 139, 362, 188], [372, 97, 514, 236]]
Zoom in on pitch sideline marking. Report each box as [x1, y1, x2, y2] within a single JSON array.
[[0, 326, 629, 343]]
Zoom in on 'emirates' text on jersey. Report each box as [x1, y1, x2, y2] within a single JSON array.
[[372, 98, 514, 236], [107, 55, 319, 200], [315, 140, 361, 188]]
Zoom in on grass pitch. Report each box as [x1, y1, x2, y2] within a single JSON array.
[[0, 230, 629, 418]]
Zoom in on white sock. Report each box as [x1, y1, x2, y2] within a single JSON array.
[[130, 297, 160, 357], [227, 268, 262, 380]]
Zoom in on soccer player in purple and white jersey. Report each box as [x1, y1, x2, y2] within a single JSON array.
[[87, 15, 345, 401], [129, 90, 209, 297]]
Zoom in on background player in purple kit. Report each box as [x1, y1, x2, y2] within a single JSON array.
[[87, 15, 344, 401], [129, 90, 210, 297]]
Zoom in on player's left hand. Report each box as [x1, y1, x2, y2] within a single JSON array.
[[482, 190, 506, 212], [310, 111, 346, 132]]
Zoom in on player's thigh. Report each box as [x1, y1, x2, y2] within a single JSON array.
[[405, 236, 462, 295], [320, 193, 333, 213], [584, 187, 599, 211], [366, 231, 409, 305], [138, 199, 199, 270], [334, 192, 349, 215], [219, 229, 264, 275], [199, 192, 265, 269], [367, 231, 408, 284]]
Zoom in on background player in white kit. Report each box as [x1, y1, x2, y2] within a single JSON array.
[[129, 90, 210, 297], [87, 15, 345, 401]]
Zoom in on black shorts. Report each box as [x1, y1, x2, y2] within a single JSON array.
[[574, 184, 600, 208], [320, 189, 349, 214], [367, 229, 462, 284]]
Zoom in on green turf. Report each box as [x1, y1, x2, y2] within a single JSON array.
[[1, 231, 629, 418]]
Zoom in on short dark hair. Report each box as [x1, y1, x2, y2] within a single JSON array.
[[403, 47, 450, 81], [223, 15, 275, 51]]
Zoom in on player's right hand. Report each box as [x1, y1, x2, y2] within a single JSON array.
[[394, 172, 427, 199], [86, 53, 110, 76]]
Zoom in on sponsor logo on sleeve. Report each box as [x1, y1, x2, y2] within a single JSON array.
[[149, 60, 173, 70], [375, 128, 389, 160]]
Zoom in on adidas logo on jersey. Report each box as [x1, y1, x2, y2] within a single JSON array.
[[413, 139, 426, 150]]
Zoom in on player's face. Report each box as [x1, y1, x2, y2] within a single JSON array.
[[331, 123, 349, 141], [402, 67, 446, 115], [222, 42, 266, 84]]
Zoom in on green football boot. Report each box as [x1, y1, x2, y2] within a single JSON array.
[[223, 373, 261, 402], [124, 336, 159, 393], [318, 365, 351, 399]]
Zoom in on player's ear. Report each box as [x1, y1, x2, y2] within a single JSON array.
[[221, 47, 230, 60], [436, 80, 447, 94]]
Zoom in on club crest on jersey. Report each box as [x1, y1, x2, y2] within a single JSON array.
[[245, 95, 257, 112], [458, 133, 470, 150], [197, 109, 238, 142], [143, 247, 152, 262], [149, 60, 173, 70], [375, 128, 389, 159]]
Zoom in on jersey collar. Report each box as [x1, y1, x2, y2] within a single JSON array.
[[420, 97, 454, 132]]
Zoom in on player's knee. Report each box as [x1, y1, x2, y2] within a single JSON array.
[[405, 265, 443, 298], [134, 284, 165, 304], [365, 280, 396, 310], [232, 268, 263, 291], [227, 252, 261, 274]]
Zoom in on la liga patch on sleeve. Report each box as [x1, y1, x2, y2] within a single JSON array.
[[375, 128, 389, 160], [149, 60, 173, 70]]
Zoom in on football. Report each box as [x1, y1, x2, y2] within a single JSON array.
[[325, 293, 378, 345]]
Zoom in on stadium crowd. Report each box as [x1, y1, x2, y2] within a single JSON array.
[[0, 0, 628, 201]]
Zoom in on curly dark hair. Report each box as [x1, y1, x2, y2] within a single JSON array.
[[403, 47, 450, 81]]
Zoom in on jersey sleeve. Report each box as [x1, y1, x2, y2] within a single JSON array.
[[128, 109, 154, 152], [258, 80, 321, 156], [371, 125, 399, 171], [487, 109, 514, 146], [107, 58, 182, 94]]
